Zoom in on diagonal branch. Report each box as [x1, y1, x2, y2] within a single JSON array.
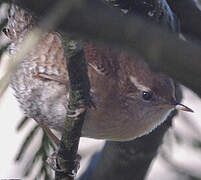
[[55, 40, 91, 179]]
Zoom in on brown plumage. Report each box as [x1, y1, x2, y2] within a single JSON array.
[[4, 4, 192, 142]]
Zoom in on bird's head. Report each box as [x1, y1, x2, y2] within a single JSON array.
[[117, 54, 193, 138]]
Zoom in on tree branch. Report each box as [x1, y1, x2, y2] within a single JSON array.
[[55, 41, 91, 179], [0, 1, 91, 179]]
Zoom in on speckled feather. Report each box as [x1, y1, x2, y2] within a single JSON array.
[[7, 4, 69, 129]]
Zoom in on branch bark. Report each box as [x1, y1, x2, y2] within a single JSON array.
[[55, 41, 91, 179]]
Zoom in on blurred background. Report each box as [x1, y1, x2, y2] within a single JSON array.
[[0, 0, 201, 180]]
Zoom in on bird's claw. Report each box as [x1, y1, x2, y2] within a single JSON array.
[[67, 107, 86, 118], [46, 152, 81, 177], [46, 152, 62, 172]]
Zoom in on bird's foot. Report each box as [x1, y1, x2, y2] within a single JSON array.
[[66, 98, 96, 118], [67, 107, 86, 118], [46, 152, 61, 172], [46, 152, 81, 177]]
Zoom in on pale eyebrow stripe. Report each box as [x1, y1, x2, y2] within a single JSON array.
[[129, 76, 151, 92]]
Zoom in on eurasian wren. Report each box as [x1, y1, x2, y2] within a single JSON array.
[[3, 4, 193, 142]]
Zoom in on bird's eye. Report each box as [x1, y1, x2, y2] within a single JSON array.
[[142, 91, 152, 101], [2, 28, 9, 36]]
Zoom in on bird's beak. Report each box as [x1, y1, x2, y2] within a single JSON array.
[[173, 101, 194, 113]]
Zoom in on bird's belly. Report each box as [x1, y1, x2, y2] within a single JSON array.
[[11, 72, 68, 130]]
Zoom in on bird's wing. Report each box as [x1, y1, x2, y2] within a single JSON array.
[[84, 42, 119, 76], [32, 32, 68, 85]]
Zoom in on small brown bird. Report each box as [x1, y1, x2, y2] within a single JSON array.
[[3, 4, 193, 142]]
